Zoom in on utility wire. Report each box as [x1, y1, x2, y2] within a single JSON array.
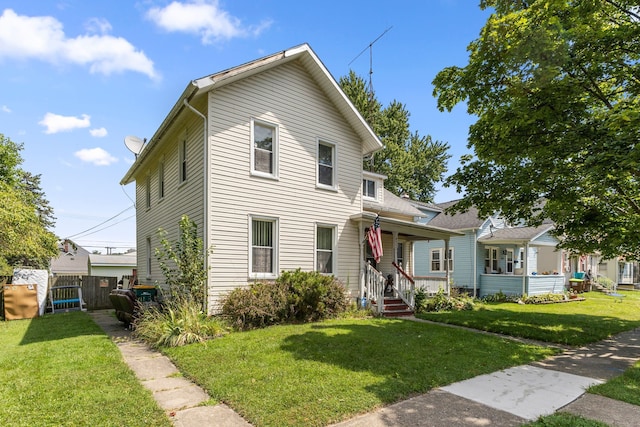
[[70, 213, 136, 240], [65, 205, 135, 239]]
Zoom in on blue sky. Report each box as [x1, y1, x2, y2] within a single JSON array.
[[0, 1, 491, 254]]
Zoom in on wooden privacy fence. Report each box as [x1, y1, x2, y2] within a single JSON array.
[[50, 275, 117, 310]]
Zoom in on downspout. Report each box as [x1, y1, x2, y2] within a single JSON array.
[[183, 97, 209, 313]]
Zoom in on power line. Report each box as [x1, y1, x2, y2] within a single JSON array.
[[65, 205, 135, 239], [70, 213, 136, 240]]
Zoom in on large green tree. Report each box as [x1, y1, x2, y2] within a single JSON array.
[[340, 71, 450, 202], [433, 0, 640, 258], [0, 134, 58, 273]]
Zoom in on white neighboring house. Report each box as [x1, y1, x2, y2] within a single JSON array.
[[120, 44, 456, 314], [88, 252, 137, 280]]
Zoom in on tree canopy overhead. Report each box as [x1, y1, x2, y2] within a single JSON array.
[[340, 71, 450, 202], [0, 134, 58, 273], [433, 0, 640, 258]]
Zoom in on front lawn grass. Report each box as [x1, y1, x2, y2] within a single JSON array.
[[589, 360, 640, 406], [417, 291, 640, 346], [164, 317, 556, 427], [524, 412, 609, 426], [0, 312, 170, 427]]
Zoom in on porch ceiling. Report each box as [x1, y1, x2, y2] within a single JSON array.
[[351, 212, 462, 241]]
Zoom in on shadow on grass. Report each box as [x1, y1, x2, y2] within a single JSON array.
[[417, 293, 640, 346], [279, 319, 555, 404], [18, 311, 103, 345]]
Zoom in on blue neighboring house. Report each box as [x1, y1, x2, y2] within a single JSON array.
[[411, 200, 566, 298]]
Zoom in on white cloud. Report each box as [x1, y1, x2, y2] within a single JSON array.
[[39, 112, 91, 134], [74, 147, 118, 166], [146, 0, 272, 44], [1, 105, 10, 113], [90, 127, 108, 137], [84, 17, 112, 34], [0, 9, 159, 80]]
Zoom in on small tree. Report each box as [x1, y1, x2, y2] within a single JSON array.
[[155, 215, 209, 308]]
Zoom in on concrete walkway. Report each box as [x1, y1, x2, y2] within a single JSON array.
[[89, 310, 251, 427], [90, 310, 640, 427]]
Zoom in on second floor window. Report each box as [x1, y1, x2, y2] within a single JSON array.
[[179, 139, 187, 183], [158, 159, 165, 199], [363, 179, 376, 199], [145, 174, 151, 209], [252, 120, 278, 178], [317, 141, 335, 188]]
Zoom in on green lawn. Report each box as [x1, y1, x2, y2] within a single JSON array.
[[164, 317, 556, 427], [0, 312, 170, 427], [417, 291, 640, 346], [589, 360, 640, 406]]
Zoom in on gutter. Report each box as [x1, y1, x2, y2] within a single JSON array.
[[182, 94, 209, 313]]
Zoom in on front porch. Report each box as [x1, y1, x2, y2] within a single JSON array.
[[351, 212, 461, 316]]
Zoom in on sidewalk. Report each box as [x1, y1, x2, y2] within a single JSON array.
[[90, 310, 640, 427], [89, 310, 251, 427]]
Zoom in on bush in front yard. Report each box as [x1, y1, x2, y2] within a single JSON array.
[[221, 269, 349, 330], [221, 281, 290, 330], [417, 288, 477, 313]]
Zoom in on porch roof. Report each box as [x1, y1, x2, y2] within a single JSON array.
[[478, 224, 556, 245], [351, 211, 462, 241]]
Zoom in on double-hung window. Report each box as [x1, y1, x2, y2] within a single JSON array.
[[431, 248, 454, 272], [250, 216, 278, 278], [146, 237, 152, 279], [316, 225, 335, 274], [145, 174, 151, 209], [363, 178, 376, 199], [179, 139, 187, 183], [485, 247, 498, 273], [158, 158, 165, 199], [251, 119, 278, 178], [317, 140, 336, 189]]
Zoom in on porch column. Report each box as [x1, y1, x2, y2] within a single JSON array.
[[522, 243, 529, 295], [445, 238, 450, 296], [359, 222, 365, 301]]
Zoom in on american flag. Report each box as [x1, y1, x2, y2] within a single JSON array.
[[367, 215, 383, 263]]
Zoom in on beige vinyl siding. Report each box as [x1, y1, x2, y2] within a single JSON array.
[[134, 102, 206, 285], [206, 60, 363, 308]]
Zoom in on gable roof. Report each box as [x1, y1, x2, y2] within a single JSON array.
[[364, 189, 426, 218], [418, 200, 488, 230], [477, 224, 556, 244], [121, 43, 382, 185]]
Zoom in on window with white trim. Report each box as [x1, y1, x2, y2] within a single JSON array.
[[485, 247, 498, 273], [317, 141, 335, 189], [146, 237, 152, 279], [158, 158, 165, 199], [145, 174, 151, 209], [179, 139, 187, 183], [250, 216, 278, 278], [251, 119, 278, 178], [431, 248, 454, 272], [316, 225, 335, 274], [363, 179, 376, 199], [396, 242, 404, 269]]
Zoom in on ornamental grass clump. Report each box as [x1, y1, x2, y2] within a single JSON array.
[[134, 215, 226, 348]]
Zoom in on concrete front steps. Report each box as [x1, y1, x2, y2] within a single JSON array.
[[372, 297, 414, 318]]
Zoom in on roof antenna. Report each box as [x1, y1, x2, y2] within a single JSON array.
[[349, 26, 392, 170]]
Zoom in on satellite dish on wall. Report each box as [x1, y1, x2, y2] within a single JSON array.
[[124, 135, 146, 157]]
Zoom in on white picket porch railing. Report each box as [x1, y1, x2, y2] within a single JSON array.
[[364, 263, 386, 314]]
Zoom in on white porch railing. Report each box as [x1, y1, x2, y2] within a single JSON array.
[[392, 262, 416, 309], [364, 262, 386, 314], [413, 276, 449, 295]]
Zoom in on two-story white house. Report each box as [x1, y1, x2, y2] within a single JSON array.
[[120, 44, 457, 314]]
